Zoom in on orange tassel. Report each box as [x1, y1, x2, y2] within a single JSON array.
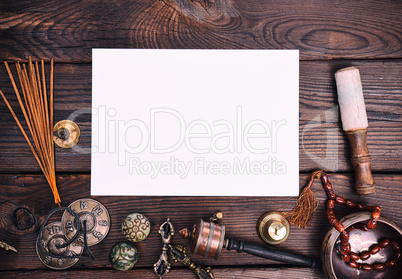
[[282, 170, 324, 228]]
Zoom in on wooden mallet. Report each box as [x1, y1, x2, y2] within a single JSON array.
[[335, 67, 375, 195]]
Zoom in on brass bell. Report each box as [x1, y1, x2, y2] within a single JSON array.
[[257, 211, 290, 245]]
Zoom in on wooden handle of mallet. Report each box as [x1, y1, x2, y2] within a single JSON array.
[[335, 67, 375, 195]]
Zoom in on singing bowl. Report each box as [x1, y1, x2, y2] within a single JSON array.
[[322, 212, 402, 279]]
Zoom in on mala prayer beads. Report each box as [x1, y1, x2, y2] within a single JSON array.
[[320, 172, 401, 272]]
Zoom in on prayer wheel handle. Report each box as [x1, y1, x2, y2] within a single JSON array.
[[226, 238, 317, 268]]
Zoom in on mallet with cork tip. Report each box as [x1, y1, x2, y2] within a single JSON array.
[[335, 67, 375, 195]]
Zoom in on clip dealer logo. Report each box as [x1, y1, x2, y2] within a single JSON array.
[[72, 106, 289, 179]]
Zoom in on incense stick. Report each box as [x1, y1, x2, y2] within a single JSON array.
[[1, 58, 60, 205]]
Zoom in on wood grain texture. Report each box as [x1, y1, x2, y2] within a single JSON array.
[[0, 60, 400, 173], [0, 173, 401, 270], [0, 267, 325, 279], [0, 0, 401, 62]]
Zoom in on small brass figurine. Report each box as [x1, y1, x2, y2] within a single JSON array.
[[154, 218, 175, 278], [169, 244, 214, 279], [0, 241, 17, 252]]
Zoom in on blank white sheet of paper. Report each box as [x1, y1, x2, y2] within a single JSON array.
[[91, 49, 299, 196]]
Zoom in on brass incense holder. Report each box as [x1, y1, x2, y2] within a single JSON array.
[[180, 217, 316, 267], [53, 120, 80, 148]]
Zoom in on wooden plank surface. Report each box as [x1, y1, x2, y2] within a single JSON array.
[[0, 173, 401, 271], [0, 60, 400, 173], [0, 0, 401, 278], [0, 0, 401, 62], [0, 267, 325, 279]]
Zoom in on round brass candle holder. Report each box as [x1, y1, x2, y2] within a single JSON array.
[[53, 120, 80, 148], [322, 212, 402, 279]]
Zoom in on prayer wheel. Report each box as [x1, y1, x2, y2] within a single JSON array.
[[190, 219, 225, 260], [181, 218, 316, 268]]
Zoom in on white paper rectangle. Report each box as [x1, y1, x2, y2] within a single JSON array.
[[91, 49, 299, 196]]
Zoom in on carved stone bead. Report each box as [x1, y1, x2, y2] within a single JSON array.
[[109, 241, 138, 271], [122, 213, 151, 242]]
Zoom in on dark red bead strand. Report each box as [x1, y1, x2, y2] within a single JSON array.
[[369, 244, 381, 255], [373, 263, 386, 271], [348, 260, 358, 268], [385, 260, 397, 268], [318, 172, 399, 272], [394, 250, 401, 262], [345, 200, 357, 209], [334, 196, 346, 205], [361, 264, 373, 272], [360, 251, 371, 261], [379, 239, 390, 248], [366, 219, 377, 230], [391, 240, 400, 251], [349, 252, 360, 261]]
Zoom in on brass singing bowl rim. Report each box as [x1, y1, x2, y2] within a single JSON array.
[[322, 212, 402, 279]]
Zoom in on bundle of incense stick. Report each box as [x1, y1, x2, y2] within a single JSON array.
[[0, 57, 60, 205]]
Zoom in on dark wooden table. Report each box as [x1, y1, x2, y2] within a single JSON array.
[[0, 0, 401, 278]]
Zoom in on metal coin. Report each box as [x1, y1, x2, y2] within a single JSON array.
[[36, 221, 83, 270], [61, 198, 110, 246]]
